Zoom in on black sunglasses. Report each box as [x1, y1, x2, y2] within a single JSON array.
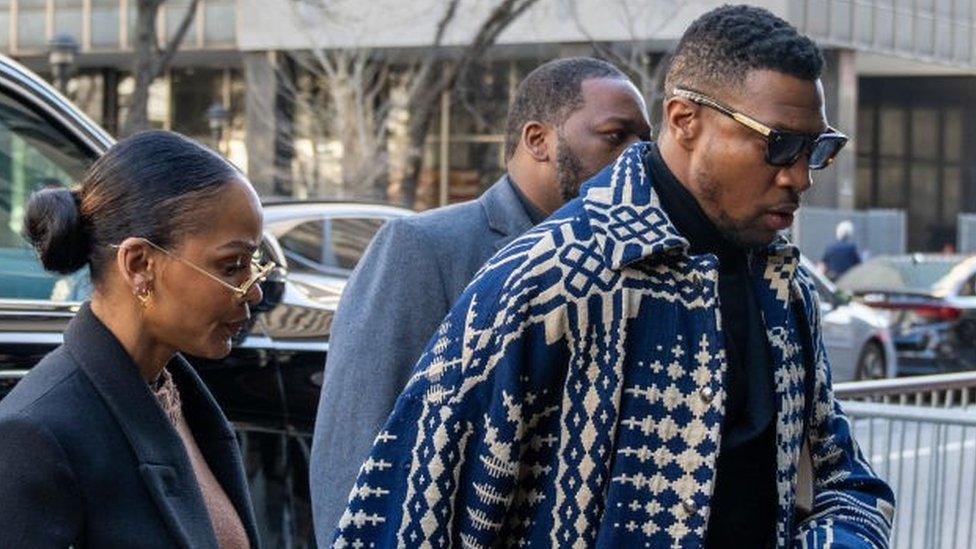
[[672, 88, 848, 170]]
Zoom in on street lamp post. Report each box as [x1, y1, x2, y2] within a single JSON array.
[[206, 102, 231, 155], [48, 34, 79, 95]]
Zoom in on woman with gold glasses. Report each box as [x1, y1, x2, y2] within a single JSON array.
[[0, 130, 269, 548]]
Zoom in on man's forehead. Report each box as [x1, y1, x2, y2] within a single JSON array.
[[577, 78, 648, 119], [734, 70, 827, 133]]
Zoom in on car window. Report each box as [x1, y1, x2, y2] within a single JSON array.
[[960, 275, 976, 297], [837, 256, 966, 295], [0, 88, 96, 301], [279, 217, 387, 277], [811, 276, 834, 304]]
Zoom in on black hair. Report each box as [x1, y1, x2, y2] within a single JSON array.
[[504, 57, 629, 161], [24, 130, 244, 282], [664, 4, 824, 98]]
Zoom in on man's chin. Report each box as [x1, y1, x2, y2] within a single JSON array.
[[720, 225, 780, 250]]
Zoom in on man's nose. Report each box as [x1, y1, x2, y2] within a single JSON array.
[[246, 279, 264, 306], [776, 159, 813, 194]]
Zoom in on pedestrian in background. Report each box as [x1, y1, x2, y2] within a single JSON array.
[[309, 56, 651, 544], [0, 131, 266, 548], [820, 219, 861, 280]]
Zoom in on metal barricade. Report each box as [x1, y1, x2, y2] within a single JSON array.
[[836, 371, 976, 407], [836, 372, 976, 548]]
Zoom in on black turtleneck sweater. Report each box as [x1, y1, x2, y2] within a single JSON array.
[[646, 144, 778, 548]]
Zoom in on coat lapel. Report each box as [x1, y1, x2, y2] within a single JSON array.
[[169, 357, 261, 546], [64, 304, 217, 549], [479, 175, 536, 252]]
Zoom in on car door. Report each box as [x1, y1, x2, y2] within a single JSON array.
[[800, 257, 859, 381], [0, 60, 108, 397]]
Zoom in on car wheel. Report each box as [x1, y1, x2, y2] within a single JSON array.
[[855, 340, 886, 380]]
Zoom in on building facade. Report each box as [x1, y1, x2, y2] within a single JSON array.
[[2, 0, 976, 250]]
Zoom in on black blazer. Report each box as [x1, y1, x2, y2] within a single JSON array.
[[0, 303, 260, 548]]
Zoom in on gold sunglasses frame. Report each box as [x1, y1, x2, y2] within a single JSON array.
[[671, 87, 848, 169], [110, 237, 276, 300]]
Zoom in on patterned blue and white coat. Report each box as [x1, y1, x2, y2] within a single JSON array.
[[332, 143, 895, 548]]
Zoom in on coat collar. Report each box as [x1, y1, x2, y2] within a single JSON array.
[[63, 303, 258, 548], [581, 141, 799, 276], [480, 175, 535, 248]]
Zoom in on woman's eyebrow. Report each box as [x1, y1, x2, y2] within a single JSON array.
[[217, 239, 259, 252]]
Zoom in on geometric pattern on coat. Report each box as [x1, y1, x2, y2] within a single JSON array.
[[332, 142, 895, 548]]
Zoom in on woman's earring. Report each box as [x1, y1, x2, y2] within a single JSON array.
[[136, 285, 152, 307]]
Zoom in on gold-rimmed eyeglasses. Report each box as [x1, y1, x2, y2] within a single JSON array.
[[671, 87, 848, 170], [110, 237, 277, 301]]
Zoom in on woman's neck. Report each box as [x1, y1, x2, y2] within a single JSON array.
[[90, 296, 175, 382]]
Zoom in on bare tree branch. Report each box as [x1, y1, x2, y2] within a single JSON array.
[[151, 0, 201, 81], [565, 0, 686, 131], [395, 0, 541, 206], [276, 0, 538, 205], [121, 0, 201, 136]]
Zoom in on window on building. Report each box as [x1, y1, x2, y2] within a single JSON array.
[[90, 0, 121, 49], [165, 0, 199, 48], [52, 0, 84, 45], [170, 67, 222, 139], [857, 78, 976, 251], [17, 0, 48, 50], [204, 0, 235, 46], [66, 71, 105, 123], [0, 1, 11, 51]]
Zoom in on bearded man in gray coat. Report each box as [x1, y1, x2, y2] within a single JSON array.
[[309, 56, 651, 544]]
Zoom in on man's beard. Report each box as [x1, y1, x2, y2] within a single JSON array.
[[697, 159, 772, 250], [556, 133, 585, 203]]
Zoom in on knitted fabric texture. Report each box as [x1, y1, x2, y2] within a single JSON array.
[[153, 366, 250, 549], [332, 142, 895, 548], [152, 368, 183, 427]]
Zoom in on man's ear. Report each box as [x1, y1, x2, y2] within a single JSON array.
[[520, 121, 553, 162], [663, 97, 702, 151], [114, 237, 156, 296]]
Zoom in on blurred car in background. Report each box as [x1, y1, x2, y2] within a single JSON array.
[[837, 254, 976, 375], [262, 200, 411, 309], [801, 256, 897, 381]]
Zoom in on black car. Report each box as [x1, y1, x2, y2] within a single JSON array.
[[0, 54, 397, 548], [837, 253, 976, 375]]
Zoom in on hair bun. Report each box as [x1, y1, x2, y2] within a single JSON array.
[[23, 187, 91, 274]]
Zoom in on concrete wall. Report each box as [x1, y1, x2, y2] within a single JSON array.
[[807, 48, 858, 209], [793, 206, 906, 260], [239, 0, 976, 71], [789, 0, 976, 70], [236, 0, 784, 51]]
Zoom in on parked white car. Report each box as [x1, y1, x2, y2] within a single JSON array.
[[801, 256, 898, 381]]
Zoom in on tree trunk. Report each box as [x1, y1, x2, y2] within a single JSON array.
[[124, 0, 160, 135], [398, 91, 439, 207], [393, 0, 541, 207], [122, 0, 200, 137]]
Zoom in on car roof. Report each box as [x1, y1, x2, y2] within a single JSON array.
[[0, 54, 113, 153], [839, 253, 976, 297], [262, 201, 413, 225]]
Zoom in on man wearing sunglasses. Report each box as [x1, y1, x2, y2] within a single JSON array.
[[330, 6, 894, 548]]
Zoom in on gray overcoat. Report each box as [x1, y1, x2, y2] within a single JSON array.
[[309, 176, 534, 546]]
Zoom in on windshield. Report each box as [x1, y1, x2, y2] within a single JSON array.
[[836, 255, 968, 296]]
